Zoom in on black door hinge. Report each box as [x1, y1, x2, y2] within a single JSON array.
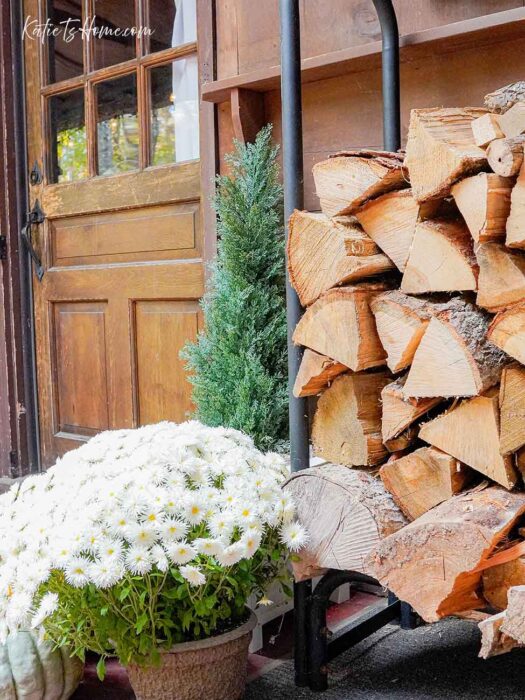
[[0, 235, 7, 261], [29, 161, 43, 186]]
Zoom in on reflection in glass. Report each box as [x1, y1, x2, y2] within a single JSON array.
[[147, 0, 177, 53], [49, 89, 88, 183], [150, 58, 199, 165], [93, 0, 136, 70], [47, 0, 84, 83], [96, 73, 139, 176]]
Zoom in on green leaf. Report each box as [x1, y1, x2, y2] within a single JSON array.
[[119, 586, 131, 602], [96, 657, 106, 682], [135, 613, 149, 635], [100, 607, 109, 616]]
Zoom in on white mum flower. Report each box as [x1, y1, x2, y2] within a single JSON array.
[[166, 541, 197, 565], [179, 565, 205, 587], [64, 557, 90, 587], [160, 517, 189, 542], [208, 512, 234, 541], [97, 538, 124, 561], [194, 538, 223, 557], [31, 592, 59, 629], [215, 542, 245, 567], [125, 546, 153, 576], [89, 558, 125, 588], [240, 531, 262, 558], [183, 495, 206, 525], [280, 522, 309, 552], [125, 522, 157, 547], [151, 545, 169, 573]]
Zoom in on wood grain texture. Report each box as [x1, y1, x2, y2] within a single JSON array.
[[283, 465, 407, 580], [476, 242, 525, 311], [498, 363, 525, 455], [488, 304, 525, 366], [293, 284, 388, 371], [452, 173, 512, 243], [419, 391, 517, 489], [311, 372, 390, 467], [292, 349, 347, 398], [368, 486, 525, 622], [483, 556, 525, 611], [479, 612, 522, 659], [287, 210, 392, 307], [506, 160, 525, 249], [381, 375, 441, 443]]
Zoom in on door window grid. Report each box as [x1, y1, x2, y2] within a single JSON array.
[[41, 0, 198, 183]]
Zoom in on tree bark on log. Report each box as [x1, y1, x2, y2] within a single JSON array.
[[379, 446, 470, 521], [292, 348, 347, 398], [311, 371, 390, 467], [401, 219, 478, 294], [367, 486, 525, 622], [419, 390, 517, 489], [287, 210, 393, 306], [403, 298, 507, 399], [452, 173, 512, 243], [485, 82, 525, 113], [312, 150, 407, 218], [283, 465, 408, 580], [404, 108, 488, 202], [293, 284, 388, 371], [355, 189, 419, 271], [476, 243, 525, 311]]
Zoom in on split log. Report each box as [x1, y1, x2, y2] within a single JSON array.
[[451, 173, 512, 243], [476, 243, 525, 311], [404, 107, 488, 202], [485, 82, 525, 113], [401, 218, 478, 294], [287, 210, 393, 306], [403, 297, 507, 399], [367, 486, 525, 622], [419, 390, 517, 489], [470, 112, 503, 148], [483, 555, 525, 610], [292, 349, 347, 398], [479, 612, 522, 659], [486, 136, 525, 177], [384, 427, 416, 453], [379, 446, 470, 521], [488, 304, 525, 366], [355, 189, 418, 271], [370, 290, 437, 373], [283, 465, 408, 580], [311, 371, 390, 467], [381, 375, 441, 443], [498, 102, 525, 138], [293, 284, 388, 371], [498, 363, 525, 455], [505, 161, 525, 249], [501, 586, 525, 644], [312, 150, 406, 218]]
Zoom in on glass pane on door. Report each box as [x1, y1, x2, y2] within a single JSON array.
[[93, 0, 137, 69], [96, 73, 140, 175], [49, 88, 88, 183], [47, 0, 84, 83], [149, 57, 199, 165]]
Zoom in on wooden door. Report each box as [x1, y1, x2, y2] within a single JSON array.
[[23, 0, 204, 467]]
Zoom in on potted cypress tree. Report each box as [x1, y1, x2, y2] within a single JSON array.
[[182, 125, 288, 453]]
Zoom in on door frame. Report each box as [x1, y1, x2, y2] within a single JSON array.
[[0, 0, 219, 475]]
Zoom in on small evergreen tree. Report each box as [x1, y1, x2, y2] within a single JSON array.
[[181, 126, 288, 451]]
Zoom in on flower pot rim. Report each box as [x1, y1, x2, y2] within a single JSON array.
[[161, 610, 257, 655]]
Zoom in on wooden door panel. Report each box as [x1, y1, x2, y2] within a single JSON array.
[[50, 203, 200, 267], [52, 301, 110, 437], [134, 301, 200, 425]]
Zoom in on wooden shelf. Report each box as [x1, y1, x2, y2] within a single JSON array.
[[202, 7, 525, 104]]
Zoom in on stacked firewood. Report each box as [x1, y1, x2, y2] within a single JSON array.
[[284, 82, 525, 658]]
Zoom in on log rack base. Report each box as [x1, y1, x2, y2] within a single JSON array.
[[294, 571, 418, 692]]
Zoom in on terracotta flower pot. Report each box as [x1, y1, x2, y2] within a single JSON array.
[[126, 612, 257, 700]]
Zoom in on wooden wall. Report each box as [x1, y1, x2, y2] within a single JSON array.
[[214, 0, 525, 209]]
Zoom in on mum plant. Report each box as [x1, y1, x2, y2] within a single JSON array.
[[0, 421, 307, 678]]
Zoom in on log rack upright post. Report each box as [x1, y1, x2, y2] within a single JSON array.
[[279, 0, 415, 692]]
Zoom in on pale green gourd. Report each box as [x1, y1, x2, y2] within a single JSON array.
[[0, 632, 83, 700]]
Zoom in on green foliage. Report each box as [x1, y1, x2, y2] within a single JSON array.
[[41, 529, 288, 669], [182, 126, 288, 451]]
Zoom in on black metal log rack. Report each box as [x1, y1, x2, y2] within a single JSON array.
[[280, 0, 416, 691]]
